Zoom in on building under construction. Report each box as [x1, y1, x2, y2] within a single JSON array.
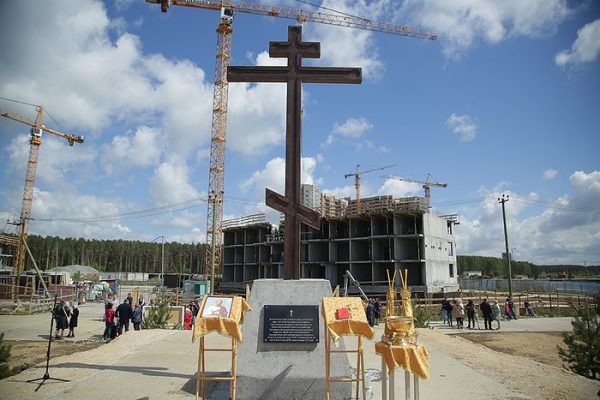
[[220, 185, 459, 293]]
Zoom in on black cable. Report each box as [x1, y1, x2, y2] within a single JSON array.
[[0, 95, 37, 107], [294, 0, 371, 22]]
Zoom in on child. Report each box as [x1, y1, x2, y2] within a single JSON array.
[[67, 304, 79, 338]]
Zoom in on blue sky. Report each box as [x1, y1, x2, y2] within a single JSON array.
[[0, 0, 599, 265]]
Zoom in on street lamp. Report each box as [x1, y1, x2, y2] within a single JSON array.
[[498, 194, 513, 299], [152, 235, 166, 287]]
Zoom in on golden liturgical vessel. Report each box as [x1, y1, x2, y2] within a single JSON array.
[[384, 269, 416, 346]]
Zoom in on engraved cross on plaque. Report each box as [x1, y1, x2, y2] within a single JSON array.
[[228, 26, 362, 279]]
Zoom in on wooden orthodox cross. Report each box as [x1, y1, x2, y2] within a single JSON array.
[[228, 26, 362, 279]]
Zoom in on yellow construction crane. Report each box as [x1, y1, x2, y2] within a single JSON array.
[[146, 0, 437, 289], [345, 163, 396, 213], [1, 105, 84, 277], [382, 173, 447, 201]]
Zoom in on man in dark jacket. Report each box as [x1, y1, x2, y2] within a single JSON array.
[[116, 300, 133, 334], [480, 298, 493, 330]]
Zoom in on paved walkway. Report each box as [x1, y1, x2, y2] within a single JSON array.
[[0, 303, 584, 399]]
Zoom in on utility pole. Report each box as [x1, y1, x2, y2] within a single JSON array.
[[153, 236, 166, 287], [498, 194, 513, 299]]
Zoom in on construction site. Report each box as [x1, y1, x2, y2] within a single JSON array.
[[0, 0, 442, 310], [221, 184, 459, 294]]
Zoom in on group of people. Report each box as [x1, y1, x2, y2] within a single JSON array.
[[102, 293, 144, 342], [441, 298, 506, 330], [184, 298, 201, 330], [441, 298, 468, 329], [52, 300, 79, 339], [442, 297, 517, 330]]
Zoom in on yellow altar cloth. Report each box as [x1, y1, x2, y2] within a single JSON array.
[[322, 297, 374, 343], [192, 296, 251, 343], [375, 341, 430, 380]]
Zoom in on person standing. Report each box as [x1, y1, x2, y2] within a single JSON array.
[[184, 305, 193, 330], [445, 300, 454, 327], [103, 303, 115, 342], [453, 299, 465, 329], [492, 301, 501, 330], [67, 304, 79, 338], [507, 297, 518, 320], [366, 299, 376, 327], [116, 299, 133, 335], [374, 298, 381, 325], [441, 298, 449, 325], [505, 299, 513, 320], [480, 298, 493, 330], [132, 304, 143, 331], [465, 299, 476, 329], [53, 300, 69, 340]]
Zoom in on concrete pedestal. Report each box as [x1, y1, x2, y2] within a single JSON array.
[[236, 279, 352, 400]]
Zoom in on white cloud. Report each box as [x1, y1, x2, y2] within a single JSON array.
[[453, 171, 600, 264], [103, 126, 162, 174], [24, 189, 134, 240], [399, 0, 572, 59], [446, 113, 478, 142], [543, 168, 558, 180], [333, 117, 373, 138], [306, 0, 385, 80], [0, 0, 213, 160], [6, 133, 96, 190], [149, 160, 201, 205], [226, 51, 287, 157], [240, 156, 319, 196], [378, 178, 422, 197], [322, 185, 356, 199], [555, 19, 600, 67]]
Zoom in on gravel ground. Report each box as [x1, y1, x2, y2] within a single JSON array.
[[419, 328, 600, 400]]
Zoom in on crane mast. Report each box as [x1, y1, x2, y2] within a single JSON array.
[[344, 163, 395, 214], [1, 106, 84, 278], [147, 0, 436, 291], [205, 6, 233, 293]]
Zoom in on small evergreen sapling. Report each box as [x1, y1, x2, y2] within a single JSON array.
[[142, 296, 172, 329], [0, 332, 19, 379], [557, 307, 600, 380]]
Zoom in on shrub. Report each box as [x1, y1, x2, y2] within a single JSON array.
[[412, 302, 436, 328], [0, 332, 19, 380], [557, 307, 600, 380], [142, 296, 172, 329]]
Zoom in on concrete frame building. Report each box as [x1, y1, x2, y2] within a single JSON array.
[[221, 187, 459, 293]]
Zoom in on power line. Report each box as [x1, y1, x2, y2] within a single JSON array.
[[33, 197, 209, 223], [511, 197, 600, 213], [0, 95, 37, 108]]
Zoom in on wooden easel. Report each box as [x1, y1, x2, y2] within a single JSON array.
[[324, 328, 367, 400], [196, 335, 238, 400]]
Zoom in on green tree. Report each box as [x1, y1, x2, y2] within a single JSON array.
[[557, 308, 600, 380], [142, 297, 173, 329], [0, 332, 19, 379]]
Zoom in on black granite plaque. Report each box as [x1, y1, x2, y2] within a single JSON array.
[[263, 305, 319, 343]]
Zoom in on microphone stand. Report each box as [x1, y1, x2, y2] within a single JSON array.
[[27, 295, 70, 391]]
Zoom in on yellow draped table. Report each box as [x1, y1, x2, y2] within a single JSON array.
[[322, 297, 375, 400], [192, 296, 251, 400], [375, 341, 430, 400]]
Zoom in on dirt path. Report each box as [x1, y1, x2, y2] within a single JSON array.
[[420, 329, 600, 400], [455, 331, 566, 369], [5, 340, 103, 372]]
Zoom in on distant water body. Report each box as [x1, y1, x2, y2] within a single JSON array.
[[459, 278, 600, 295]]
